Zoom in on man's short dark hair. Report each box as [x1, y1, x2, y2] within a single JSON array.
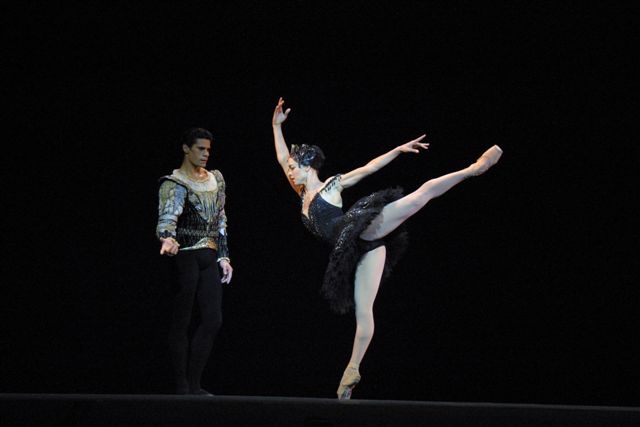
[[181, 127, 213, 149]]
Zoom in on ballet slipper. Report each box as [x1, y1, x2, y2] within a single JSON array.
[[337, 363, 361, 400], [469, 145, 503, 176]]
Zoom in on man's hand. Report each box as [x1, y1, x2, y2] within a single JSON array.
[[219, 260, 233, 284], [159, 237, 180, 256]]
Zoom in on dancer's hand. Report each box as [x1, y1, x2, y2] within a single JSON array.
[[272, 97, 291, 126], [219, 260, 233, 284], [397, 134, 429, 154], [160, 237, 180, 256]]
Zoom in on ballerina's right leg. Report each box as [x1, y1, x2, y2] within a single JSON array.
[[337, 245, 386, 399], [360, 145, 502, 241]]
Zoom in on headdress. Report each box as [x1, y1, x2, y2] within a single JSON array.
[[290, 144, 325, 170]]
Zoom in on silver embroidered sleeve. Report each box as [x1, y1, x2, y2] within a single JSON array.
[[156, 181, 186, 240], [215, 208, 229, 260]]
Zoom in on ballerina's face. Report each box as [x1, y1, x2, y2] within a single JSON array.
[[287, 157, 309, 186]]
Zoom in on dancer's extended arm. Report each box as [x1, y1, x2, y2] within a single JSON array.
[[340, 135, 428, 189], [272, 97, 302, 194]]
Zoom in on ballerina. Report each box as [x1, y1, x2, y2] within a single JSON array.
[[271, 97, 502, 399]]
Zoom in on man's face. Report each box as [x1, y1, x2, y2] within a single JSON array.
[[184, 138, 211, 168]]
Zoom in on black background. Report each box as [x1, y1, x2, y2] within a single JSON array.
[[3, 2, 639, 406]]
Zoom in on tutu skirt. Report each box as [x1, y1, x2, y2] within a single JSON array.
[[321, 187, 409, 314]]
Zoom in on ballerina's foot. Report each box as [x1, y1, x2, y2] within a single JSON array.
[[337, 365, 361, 400], [469, 145, 503, 176]]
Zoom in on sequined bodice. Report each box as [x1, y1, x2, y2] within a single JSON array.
[[301, 192, 344, 244]]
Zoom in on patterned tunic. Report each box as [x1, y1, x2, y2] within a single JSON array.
[[156, 169, 230, 261]]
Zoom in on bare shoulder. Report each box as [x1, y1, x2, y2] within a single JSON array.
[[321, 174, 343, 193], [319, 175, 344, 205]]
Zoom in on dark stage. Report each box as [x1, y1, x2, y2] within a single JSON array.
[[3, 394, 640, 427], [3, 2, 639, 426]]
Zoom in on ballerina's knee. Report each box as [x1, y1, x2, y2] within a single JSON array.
[[355, 311, 375, 339], [355, 324, 375, 343], [420, 179, 450, 203]]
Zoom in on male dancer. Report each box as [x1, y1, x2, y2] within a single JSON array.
[[156, 127, 233, 395]]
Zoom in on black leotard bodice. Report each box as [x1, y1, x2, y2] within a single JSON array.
[[301, 192, 343, 244], [300, 175, 344, 244], [298, 174, 409, 314]]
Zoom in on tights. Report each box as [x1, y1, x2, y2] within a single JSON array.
[[349, 167, 475, 368], [167, 248, 223, 393]]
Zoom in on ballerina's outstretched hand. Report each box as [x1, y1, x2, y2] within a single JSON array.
[[397, 134, 429, 153]]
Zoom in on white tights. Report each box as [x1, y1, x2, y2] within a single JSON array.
[[347, 164, 474, 368]]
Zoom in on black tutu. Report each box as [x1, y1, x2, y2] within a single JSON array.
[[321, 187, 409, 314]]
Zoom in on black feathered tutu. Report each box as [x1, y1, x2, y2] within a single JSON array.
[[302, 186, 409, 314]]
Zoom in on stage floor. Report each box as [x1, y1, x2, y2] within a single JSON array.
[[2, 393, 640, 426]]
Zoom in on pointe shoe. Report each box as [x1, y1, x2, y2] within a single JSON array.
[[470, 145, 503, 176], [337, 364, 361, 400]]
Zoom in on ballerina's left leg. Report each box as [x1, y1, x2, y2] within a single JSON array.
[[360, 145, 502, 241]]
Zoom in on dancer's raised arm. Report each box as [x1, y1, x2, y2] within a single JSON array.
[[272, 97, 291, 165], [340, 134, 428, 189], [272, 97, 301, 193]]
